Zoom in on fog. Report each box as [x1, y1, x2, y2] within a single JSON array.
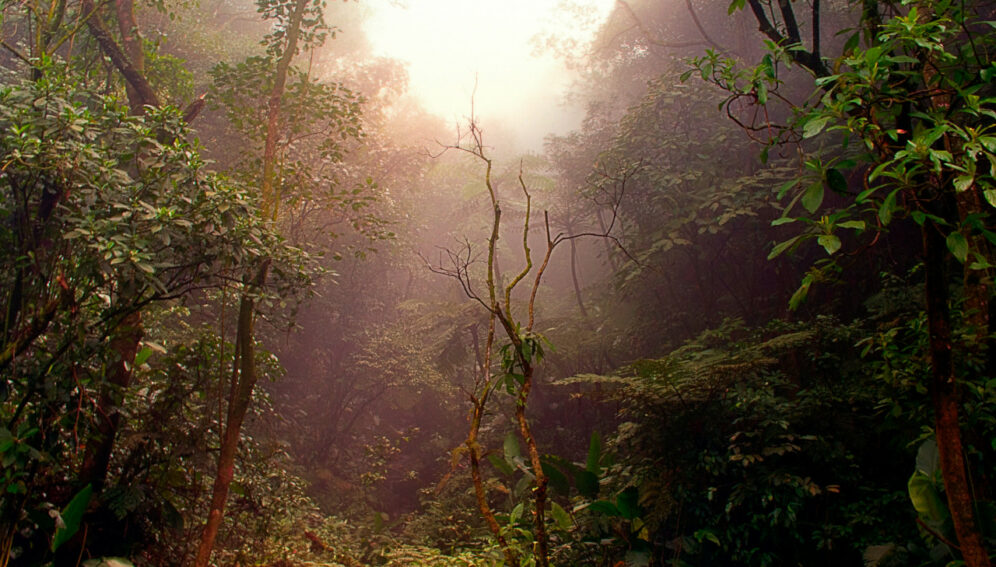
[[3, 0, 978, 563], [362, 0, 615, 150]]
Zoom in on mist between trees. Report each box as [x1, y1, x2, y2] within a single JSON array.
[[1, 0, 994, 566]]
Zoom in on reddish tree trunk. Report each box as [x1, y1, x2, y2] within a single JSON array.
[[923, 220, 991, 567], [78, 310, 142, 491], [193, 292, 257, 567]]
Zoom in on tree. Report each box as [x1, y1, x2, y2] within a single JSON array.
[[694, 1, 996, 564], [192, 0, 340, 562], [0, 68, 280, 565], [428, 118, 625, 566]]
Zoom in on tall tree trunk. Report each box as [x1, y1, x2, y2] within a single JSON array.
[[918, 1, 991, 558], [515, 362, 549, 567], [113, 0, 146, 113], [464, 317, 518, 565], [260, 0, 307, 223], [81, 0, 159, 109], [568, 228, 589, 319], [193, 280, 263, 567], [923, 219, 991, 567], [78, 308, 142, 491], [468, 398, 517, 564], [193, 0, 306, 562], [73, 0, 155, 497]]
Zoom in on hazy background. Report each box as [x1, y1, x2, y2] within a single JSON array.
[[362, 0, 616, 150]]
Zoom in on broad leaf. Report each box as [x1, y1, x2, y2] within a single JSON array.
[[616, 486, 640, 519], [575, 469, 599, 499], [954, 174, 974, 192], [802, 182, 824, 213], [541, 460, 570, 497], [908, 472, 949, 528], [550, 502, 572, 531], [789, 274, 814, 311], [838, 220, 866, 230], [878, 190, 898, 225], [768, 235, 802, 260], [946, 231, 968, 263], [487, 453, 514, 477], [803, 116, 831, 138], [826, 168, 848, 194], [587, 500, 621, 517], [985, 189, 996, 208], [817, 234, 841, 255], [503, 432, 521, 463], [52, 484, 92, 552], [586, 431, 602, 475]]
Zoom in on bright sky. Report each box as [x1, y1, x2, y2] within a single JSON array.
[[363, 0, 615, 151]]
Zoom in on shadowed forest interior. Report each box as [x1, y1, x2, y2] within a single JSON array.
[[1, 0, 995, 565]]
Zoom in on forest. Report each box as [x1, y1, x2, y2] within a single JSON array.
[[1, 0, 995, 565]]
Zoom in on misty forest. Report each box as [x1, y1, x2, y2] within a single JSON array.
[[2, 0, 996, 565]]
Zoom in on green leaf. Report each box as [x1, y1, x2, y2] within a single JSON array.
[[0, 428, 13, 454], [817, 234, 841, 255], [586, 431, 602, 475], [878, 190, 898, 225], [838, 220, 866, 230], [616, 486, 640, 519], [514, 473, 533, 495], [826, 168, 848, 194], [982, 63, 996, 82], [588, 500, 622, 517], [954, 174, 974, 192], [768, 235, 802, 260], [946, 231, 968, 263], [908, 472, 949, 527], [575, 469, 599, 499], [842, 32, 860, 54], [541, 460, 570, 497], [775, 178, 799, 199], [867, 161, 891, 184], [503, 432, 521, 463], [789, 274, 813, 311], [803, 115, 831, 138], [509, 502, 525, 524], [802, 182, 824, 213], [133, 346, 154, 367], [52, 484, 92, 552], [550, 502, 572, 531], [487, 453, 514, 476], [984, 189, 996, 208], [695, 528, 721, 546], [915, 439, 940, 477], [770, 217, 796, 226]]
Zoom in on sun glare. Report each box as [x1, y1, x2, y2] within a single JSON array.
[[364, 0, 615, 149]]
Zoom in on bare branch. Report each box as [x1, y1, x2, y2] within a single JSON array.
[[616, 0, 718, 52], [683, 0, 727, 52], [504, 165, 532, 321]]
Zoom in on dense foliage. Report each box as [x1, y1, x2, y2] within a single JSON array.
[[0, 0, 994, 565]]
